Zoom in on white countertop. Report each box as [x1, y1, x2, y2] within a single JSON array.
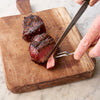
[[0, 0, 100, 100]]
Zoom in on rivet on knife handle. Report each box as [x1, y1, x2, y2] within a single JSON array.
[[47, 0, 89, 60]]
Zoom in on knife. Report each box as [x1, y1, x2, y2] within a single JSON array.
[[47, 0, 89, 60]]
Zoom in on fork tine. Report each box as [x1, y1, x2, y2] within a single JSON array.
[[56, 54, 67, 58], [69, 52, 74, 55], [56, 52, 74, 58], [56, 51, 69, 55]]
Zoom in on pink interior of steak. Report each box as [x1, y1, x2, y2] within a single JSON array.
[[46, 54, 55, 69], [30, 44, 55, 64], [29, 33, 55, 64], [38, 44, 55, 63], [29, 45, 39, 61]]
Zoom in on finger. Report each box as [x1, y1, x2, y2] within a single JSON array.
[[89, 0, 99, 6], [89, 39, 100, 57], [75, 0, 84, 4], [74, 15, 100, 60], [91, 35, 100, 45]]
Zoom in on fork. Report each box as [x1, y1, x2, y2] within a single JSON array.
[[56, 51, 74, 58], [56, 43, 96, 58]]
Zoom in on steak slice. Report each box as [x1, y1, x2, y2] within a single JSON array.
[[46, 54, 55, 69], [29, 33, 56, 68], [23, 15, 46, 42]]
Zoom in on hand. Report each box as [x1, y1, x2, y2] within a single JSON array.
[[74, 15, 100, 60], [75, 0, 99, 6]]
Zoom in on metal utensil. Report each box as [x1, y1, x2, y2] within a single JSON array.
[[47, 0, 89, 60], [56, 51, 74, 58], [56, 43, 95, 58]]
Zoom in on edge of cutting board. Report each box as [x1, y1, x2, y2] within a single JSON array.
[[10, 71, 95, 93]]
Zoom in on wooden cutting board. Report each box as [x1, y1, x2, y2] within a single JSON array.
[[0, 0, 95, 93]]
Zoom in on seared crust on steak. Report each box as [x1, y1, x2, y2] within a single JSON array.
[[23, 14, 56, 69], [23, 15, 46, 42], [29, 33, 55, 63]]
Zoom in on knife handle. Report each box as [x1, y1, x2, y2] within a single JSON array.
[[85, 0, 90, 4]]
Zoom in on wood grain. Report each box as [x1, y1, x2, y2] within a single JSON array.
[[0, 7, 95, 93], [16, 0, 32, 14]]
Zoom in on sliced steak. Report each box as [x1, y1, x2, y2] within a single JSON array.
[[46, 54, 55, 69], [23, 15, 46, 42], [23, 15, 56, 69], [29, 33, 55, 66]]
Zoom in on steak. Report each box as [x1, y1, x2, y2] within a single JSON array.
[[23, 14, 56, 69], [23, 15, 46, 42], [29, 33, 56, 67], [46, 54, 55, 69]]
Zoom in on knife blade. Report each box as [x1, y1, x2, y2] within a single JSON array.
[[47, 0, 89, 60]]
